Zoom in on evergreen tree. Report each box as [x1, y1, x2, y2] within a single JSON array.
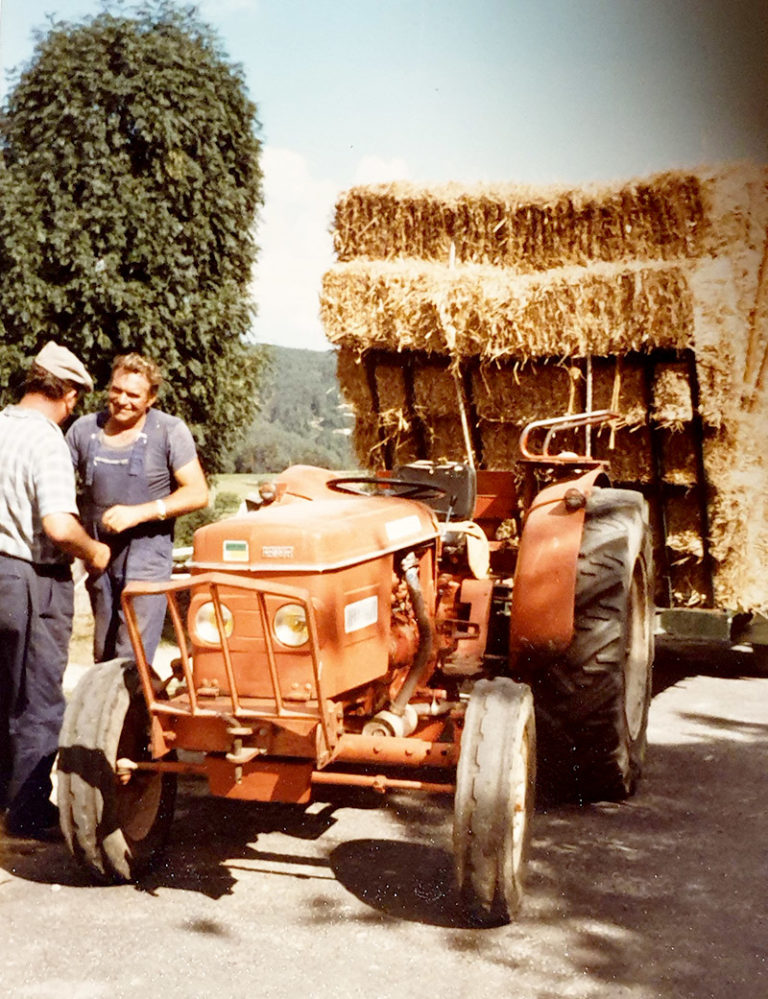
[[0, 1, 266, 470]]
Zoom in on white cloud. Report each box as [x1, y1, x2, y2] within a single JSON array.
[[248, 149, 412, 352], [353, 155, 411, 185], [249, 147, 337, 351]]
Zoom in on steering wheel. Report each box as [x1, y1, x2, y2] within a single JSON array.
[[327, 476, 449, 502]]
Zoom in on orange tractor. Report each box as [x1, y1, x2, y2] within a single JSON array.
[[57, 411, 654, 924]]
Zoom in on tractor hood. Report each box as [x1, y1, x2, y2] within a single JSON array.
[[192, 495, 439, 573]]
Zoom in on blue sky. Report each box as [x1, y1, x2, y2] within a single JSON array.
[[1, 0, 766, 350]]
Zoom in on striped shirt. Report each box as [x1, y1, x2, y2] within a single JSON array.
[[0, 405, 78, 564]]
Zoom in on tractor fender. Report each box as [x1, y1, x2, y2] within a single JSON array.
[[509, 466, 606, 661]]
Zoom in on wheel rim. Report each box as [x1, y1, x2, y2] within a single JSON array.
[[115, 696, 165, 846], [624, 565, 650, 741], [116, 773, 165, 844]]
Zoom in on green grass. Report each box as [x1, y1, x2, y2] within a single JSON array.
[[210, 472, 267, 501]]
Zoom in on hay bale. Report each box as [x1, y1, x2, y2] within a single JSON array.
[[323, 164, 768, 613], [332, 171, 706, 269], [592, 425, 655, 484], [479, 421, 523, 469], [687, 257, 747, 427], [374, 361, 407, 412], [352, 411, 419, 470], [391, 429, 420, 467], [352, 414, 384, 469], [336, 348, 371, 402], [591, 357, 648, 426], [665, 491, 706, 559], [320, 259, 693, 361], [659, 427, 698, 485], [652, 362, 694, 426], [472, 361, 574, 422], [412, 365, 459, 417], [425, 417, 471, 463], [702, 419, 768, 612], [670, 562, 711, 607]]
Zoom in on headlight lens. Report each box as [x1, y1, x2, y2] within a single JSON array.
[[273, 603, 309, 647], [194, 601, 234, 646]]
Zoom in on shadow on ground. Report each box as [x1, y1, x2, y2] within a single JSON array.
[[2, 653, 767, 995]]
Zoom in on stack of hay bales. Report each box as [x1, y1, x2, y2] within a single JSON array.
[[320, 164, 768, 614]]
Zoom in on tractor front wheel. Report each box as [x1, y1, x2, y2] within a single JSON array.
[[57, 658, 176, 883], [453, 677, 536, 925]]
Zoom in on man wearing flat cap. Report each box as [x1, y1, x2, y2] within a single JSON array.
[[0, 342, 110, 839]]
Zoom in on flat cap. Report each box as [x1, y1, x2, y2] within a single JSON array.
[[34, 341, 94, 392]]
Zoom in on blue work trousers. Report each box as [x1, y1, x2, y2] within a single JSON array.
[[86, 560, 167, 666], [0, 555, 73, 827]]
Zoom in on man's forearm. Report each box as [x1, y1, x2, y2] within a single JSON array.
[[101, 477, 209, 535], [42, 512, 109, 565]]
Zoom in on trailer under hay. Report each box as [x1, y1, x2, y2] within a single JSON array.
[[320, 163, 768, 655]]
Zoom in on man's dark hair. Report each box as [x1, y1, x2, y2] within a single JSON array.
[[24, 363, 79, 399]]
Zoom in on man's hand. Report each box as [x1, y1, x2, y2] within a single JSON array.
[[101, 504, 143, 534], [42, 512, 113, 571], [84, 541, 111, 575]]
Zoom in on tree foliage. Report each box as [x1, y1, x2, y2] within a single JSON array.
[[0, 0, 265, 470]]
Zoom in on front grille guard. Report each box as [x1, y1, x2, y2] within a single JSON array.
[[121, 572, 335, 758]]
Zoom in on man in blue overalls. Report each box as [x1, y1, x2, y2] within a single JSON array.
[[0, 343, 111, 838], [67, 353, 208, 664]]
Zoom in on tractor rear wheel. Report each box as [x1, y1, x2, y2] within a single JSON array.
[[57, 658, 176, 883], [453, 677, 536, 925], [534, 487, 654, 802]]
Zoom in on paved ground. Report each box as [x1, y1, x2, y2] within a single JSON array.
[[1, 650, 767, 999]]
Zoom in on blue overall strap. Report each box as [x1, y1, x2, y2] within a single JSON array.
[[127, 408, 162, 478], [83, 412, 108, 488]]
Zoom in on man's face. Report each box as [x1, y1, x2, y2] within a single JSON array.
[[107, 369, 156, 429]]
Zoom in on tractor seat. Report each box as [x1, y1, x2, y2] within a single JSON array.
[[392, 461, 477, 522]]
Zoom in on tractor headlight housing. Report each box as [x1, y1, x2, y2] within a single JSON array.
[[273, 603, 309, 647], [193, 601, 234, 646]]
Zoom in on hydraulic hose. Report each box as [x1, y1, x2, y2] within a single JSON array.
[[390, 551, 433, 717]]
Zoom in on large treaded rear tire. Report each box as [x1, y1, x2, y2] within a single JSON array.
[[57, 659, 176, 883], [454, 678, 536, 925], [533, 487, 654, 803]]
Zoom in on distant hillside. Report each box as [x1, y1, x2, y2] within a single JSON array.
[[230, 345, 356, 473]]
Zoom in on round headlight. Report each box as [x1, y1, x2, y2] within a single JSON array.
[[194, 601, 234, 646], [273, 603, 309, 647]]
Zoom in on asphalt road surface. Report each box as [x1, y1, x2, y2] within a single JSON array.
[[2, 650, 766, 999]]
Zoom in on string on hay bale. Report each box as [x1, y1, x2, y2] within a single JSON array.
[[591, 357, 648, 427]]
